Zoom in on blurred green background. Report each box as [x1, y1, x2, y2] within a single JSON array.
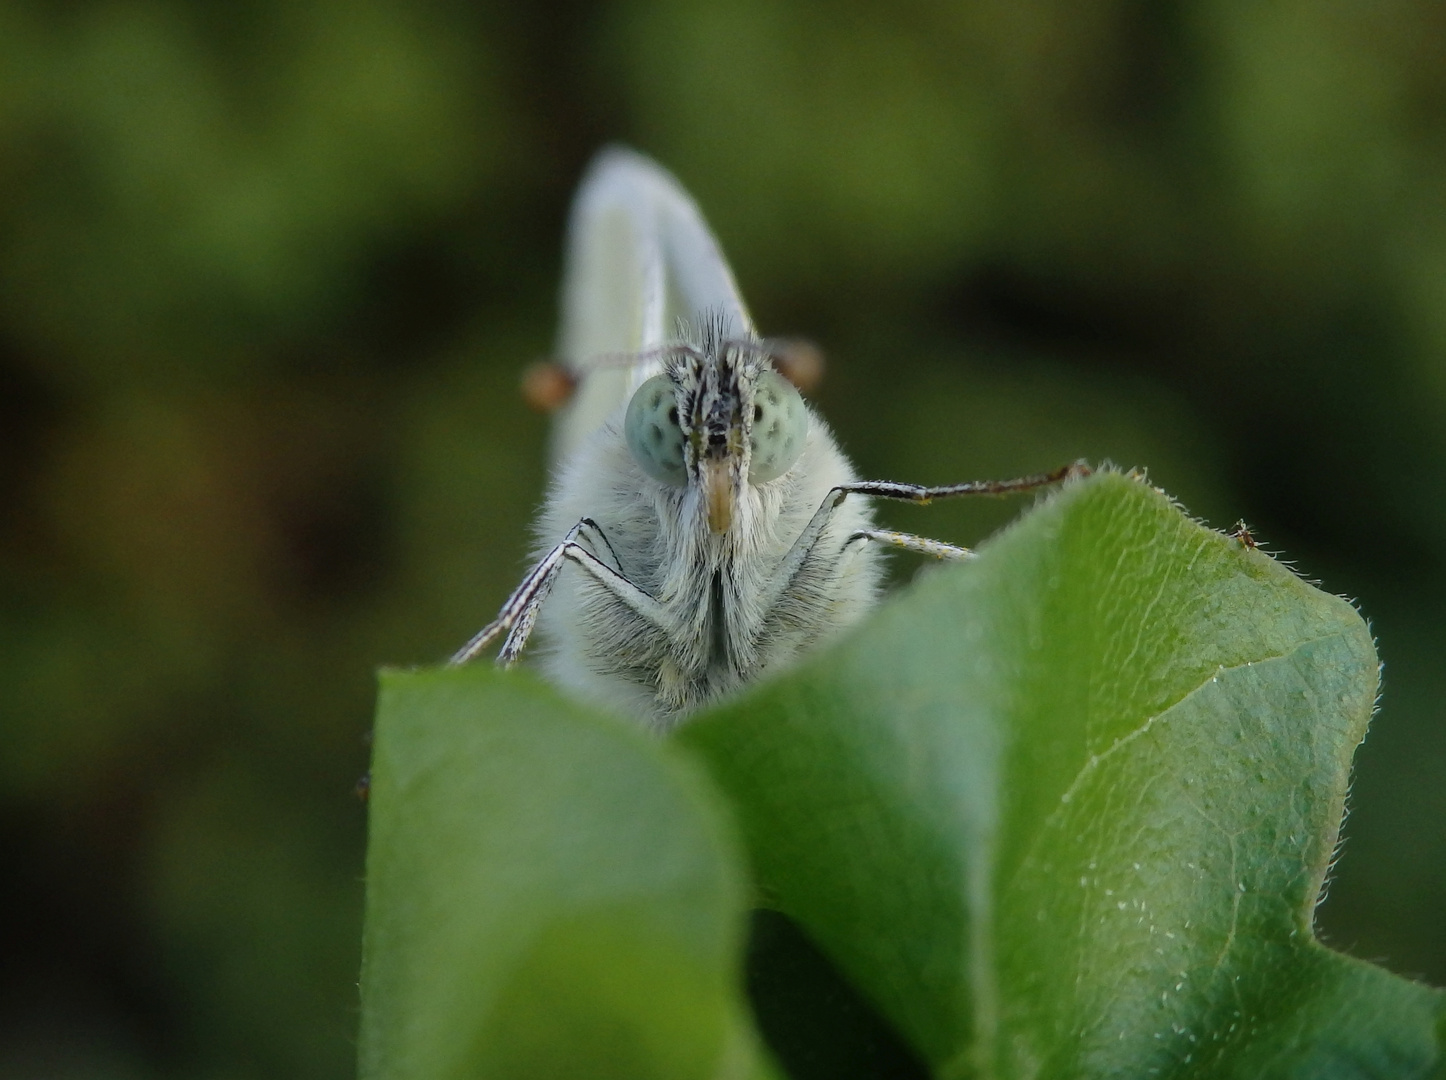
[[2, 0, 1443, 1075]]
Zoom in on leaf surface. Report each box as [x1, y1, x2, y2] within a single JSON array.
[[678, 471, 1446, 1078], [358, 666, 772, 1080]]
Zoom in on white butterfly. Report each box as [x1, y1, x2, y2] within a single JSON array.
[[454, 147, 1081, 728]]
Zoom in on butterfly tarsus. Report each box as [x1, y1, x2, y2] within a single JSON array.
[[845, 530, 976, 560]]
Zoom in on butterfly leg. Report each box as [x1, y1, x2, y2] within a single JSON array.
[[843, 529, 977, 560], [833, 461, 1089, 507], [451, 519, 666, 667], [573, 516, 627, 574], [767, 461, 1087, 604]]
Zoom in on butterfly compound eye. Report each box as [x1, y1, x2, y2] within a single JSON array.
[[624, 375, 688, 486], [749, 370, 808, 483]]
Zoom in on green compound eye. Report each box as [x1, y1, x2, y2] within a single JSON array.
[[624, 374, 688, 486], [749, 370, 808, 483]]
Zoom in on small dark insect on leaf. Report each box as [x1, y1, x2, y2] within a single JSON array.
[[1229, 520, 1258, 549], [355, 772, 371, 803], [520, 360, 578, 413]]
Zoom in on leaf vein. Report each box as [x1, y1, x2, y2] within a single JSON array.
[[1007, 631, 1343, 895]]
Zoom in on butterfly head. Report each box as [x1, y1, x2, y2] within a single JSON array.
[[623, 318, 809, 534]]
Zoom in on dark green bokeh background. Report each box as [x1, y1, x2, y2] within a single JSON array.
[[1, 2, 1442, 1076]]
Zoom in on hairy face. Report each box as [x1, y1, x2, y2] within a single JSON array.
[[623, 321, 809, 535]]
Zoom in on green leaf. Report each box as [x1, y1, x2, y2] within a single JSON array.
[[677, 471, 1446, 1078], [359, 472, 1443, 1079], [357, 666, 774, 1080]]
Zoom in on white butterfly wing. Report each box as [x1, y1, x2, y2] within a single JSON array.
[[551, 147, 754, 464]]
